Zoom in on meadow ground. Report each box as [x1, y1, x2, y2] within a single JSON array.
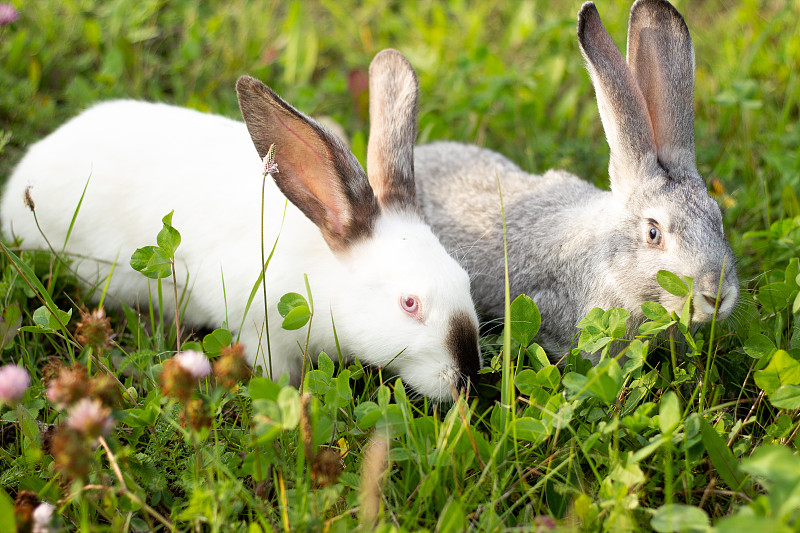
[[1, 1, 800, 531]]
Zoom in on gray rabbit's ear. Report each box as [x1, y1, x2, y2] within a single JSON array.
[[236, 76, 380, 253], [366, 49, 419, 213], [577, 2, 658, 198], [627, 0, 696, 176]]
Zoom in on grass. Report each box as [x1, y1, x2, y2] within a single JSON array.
[[2, 0, 800, 531]]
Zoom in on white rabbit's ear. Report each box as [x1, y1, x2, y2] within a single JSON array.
[[236, 76, 380, 252], [627, 0, 696, 175], [577, 2, 658, 198], [366, 49, 419, 213]]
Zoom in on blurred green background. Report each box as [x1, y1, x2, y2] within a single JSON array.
[[2, 2, 797, 251]]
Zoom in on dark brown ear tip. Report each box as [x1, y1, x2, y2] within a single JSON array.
[[630, 0, 679, 13], [630, 0, 688, 30], [235, 75, 257, 92], [577, 2, 601, 41], [577, 2, 598, 24], [235, 75, 277, 100], [236, 76, 286, 111], [578, 1, 597, 15]]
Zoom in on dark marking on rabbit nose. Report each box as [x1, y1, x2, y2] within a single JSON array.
[[447, 312, 481, 388], [702, 293, 723, 308]]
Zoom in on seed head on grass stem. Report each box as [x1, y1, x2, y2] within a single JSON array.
[[23, 184, 34, 210], [262, 144, 279, 176], [299, 393, 313, 460]]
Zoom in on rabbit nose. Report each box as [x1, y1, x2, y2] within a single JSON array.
[[446, 312, 482, 384], [702, 293, 722, 308]]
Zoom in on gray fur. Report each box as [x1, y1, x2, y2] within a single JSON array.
[[415, 0, 739, 363], [367, 49, 419, 213]]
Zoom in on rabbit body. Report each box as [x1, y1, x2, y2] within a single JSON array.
[[4, 100, 327, 381], [1, 50, 482, 400], [415, 1, 739, 363]]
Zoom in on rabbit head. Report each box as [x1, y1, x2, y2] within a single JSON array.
[[577, 0, 738, 322], [236, 49, 481, 399]]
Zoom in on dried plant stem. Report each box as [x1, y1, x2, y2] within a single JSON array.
[[260, 165, 274, 379], [359, 436, 389, 526], [98, 436, 174, 530]]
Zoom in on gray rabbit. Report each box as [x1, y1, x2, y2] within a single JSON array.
[[415, 0, 739, 363]]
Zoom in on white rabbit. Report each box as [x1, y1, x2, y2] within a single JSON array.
[[414, 0, 739, 363], [1, 49, 482, 400]]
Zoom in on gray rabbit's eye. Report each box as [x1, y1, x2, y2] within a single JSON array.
[[647, 224, 662, 246]]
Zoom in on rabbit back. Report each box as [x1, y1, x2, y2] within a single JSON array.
[[2, 100, 332, 368], [416, 141, 613, 356]]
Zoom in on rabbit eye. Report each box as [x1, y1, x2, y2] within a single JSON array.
[[400, 295, 421, 318], [647, 224, 662, 246]]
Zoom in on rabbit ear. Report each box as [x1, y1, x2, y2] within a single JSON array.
[[236, 76, 380, 253], [627, 0, 696, 175], [366, 49, 419, 213], [577, 2, 659, 198]]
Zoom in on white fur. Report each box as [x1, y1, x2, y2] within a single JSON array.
[[1, 56, 481, 400]]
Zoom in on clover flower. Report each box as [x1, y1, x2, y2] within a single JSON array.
[[13, 490, 39, 532], [181, 397, 211, 430], [75, 306, 113, 351], [51, 426, 92, 479], [32, 502, 56, 533], [0, 364, 30, 404], [213, 343, 251, 388], [175, 350, 211, 379], [46, 363, 90, 408], [160, 359, 194, 401], [0, 3, 19, 26], [66, 397, 115, 439], [162, 350, 210, 402]]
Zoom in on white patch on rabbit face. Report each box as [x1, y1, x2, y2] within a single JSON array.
[[334, 211, 481, 400]]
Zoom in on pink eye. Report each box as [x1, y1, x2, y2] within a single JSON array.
[[400, 295, 420, 316]]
